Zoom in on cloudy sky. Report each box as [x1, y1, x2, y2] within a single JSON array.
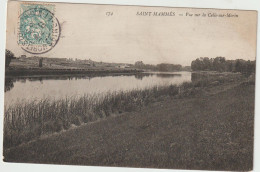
[[6, 2, 257, 66]]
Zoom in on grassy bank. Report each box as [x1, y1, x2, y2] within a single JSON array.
[[3, 72, 249, 149], [3, 74, 255, 171]]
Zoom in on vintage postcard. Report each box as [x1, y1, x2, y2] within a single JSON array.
[[3, 1, 257, 171]]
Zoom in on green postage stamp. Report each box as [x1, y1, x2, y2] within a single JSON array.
[[17, 3, 60, 54]]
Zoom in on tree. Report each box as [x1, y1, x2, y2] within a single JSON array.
[[234, 59, 246, 73], [213, 57, 226, 72], [135, 61, 144, 68], [202, 57, 212, 70], [5, 49, 14, 67], [157, 63, 168, 71], [191, 58, 204, 71], [225, 60, 234, 72]]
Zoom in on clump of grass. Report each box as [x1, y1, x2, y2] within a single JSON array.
[[192, 72, 245, 86]]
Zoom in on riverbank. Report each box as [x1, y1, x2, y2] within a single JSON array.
[[3, 72, 248, 148], [3, 77, 255, 171], [5, 68, 143, 77], [3, 72, 245, 149]]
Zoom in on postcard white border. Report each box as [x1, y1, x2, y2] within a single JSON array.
[[0, 0, 259, 172]]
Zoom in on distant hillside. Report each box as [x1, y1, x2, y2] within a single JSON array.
[[10, 56, 134, 70]]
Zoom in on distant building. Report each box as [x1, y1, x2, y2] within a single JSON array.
[[118, 64, 131, 68]]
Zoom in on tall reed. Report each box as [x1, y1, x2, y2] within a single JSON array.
[[4, 84, 182, 149]]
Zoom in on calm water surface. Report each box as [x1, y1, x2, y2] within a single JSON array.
[[5, 72, 191, 107]]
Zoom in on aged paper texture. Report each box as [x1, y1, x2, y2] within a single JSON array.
[[3, 1, 257, 171]]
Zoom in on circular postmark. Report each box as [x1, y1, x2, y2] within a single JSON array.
[[17, 7, 61, 54]]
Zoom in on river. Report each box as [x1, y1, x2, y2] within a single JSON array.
[[4, 71, 191, 107]]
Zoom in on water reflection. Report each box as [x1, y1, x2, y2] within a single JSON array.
[[5, 73, 184, 89], [4, 78, 14, 92], [4, 72, 191, 107]]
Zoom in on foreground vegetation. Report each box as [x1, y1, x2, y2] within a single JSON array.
[[4, 73, 255, 171], [4, 85, 177, 148], [3, 72, 250, 149]]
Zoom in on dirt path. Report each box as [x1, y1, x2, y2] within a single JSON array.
[[4, 83, 255, 171]]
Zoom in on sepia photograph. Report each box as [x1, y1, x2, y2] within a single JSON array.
[[2, 0, 258, 171]]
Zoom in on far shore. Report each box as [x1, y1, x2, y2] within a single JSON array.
[[5, 67, 194, 77], [5, 68, 144, 77]]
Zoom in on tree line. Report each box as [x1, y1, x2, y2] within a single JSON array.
[[191, 57, 256, 75], [135, 61, 191, 72]]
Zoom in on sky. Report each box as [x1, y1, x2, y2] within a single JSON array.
[[6, 2, 257, 66]]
